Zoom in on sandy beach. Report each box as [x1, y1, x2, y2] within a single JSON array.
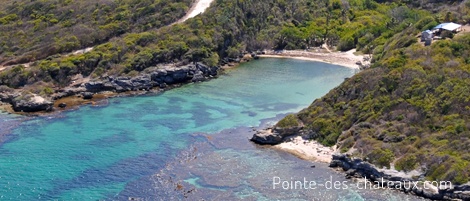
[[273, 136, 337, 163], [260, 49, 369, 69]]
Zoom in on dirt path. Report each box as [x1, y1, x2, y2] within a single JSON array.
[[0, 0, 215, 73], [176, 0, 214, 23]]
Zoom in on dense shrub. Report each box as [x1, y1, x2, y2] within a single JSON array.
[[276, 114, 300, 128]]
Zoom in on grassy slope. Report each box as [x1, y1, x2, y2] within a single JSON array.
[[281, 1, 470, 184], [0, 0, 434, 91], [0, 0, 192, 65], [294, 35, 470, 184]]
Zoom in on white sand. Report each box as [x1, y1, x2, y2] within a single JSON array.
[[177, 0, 214, 23], [273, 136, 337, 163], [71, 47, 94, 55], [260, 49, 369, 69]]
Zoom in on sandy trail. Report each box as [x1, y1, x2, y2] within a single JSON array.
[[0, 0, 215, 72], [177, 0, 214, 23]]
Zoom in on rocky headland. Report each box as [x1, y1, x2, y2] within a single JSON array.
[[251, 127, 470, 201]]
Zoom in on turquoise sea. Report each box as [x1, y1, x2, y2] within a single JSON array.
[[0, 58, 424, 200]]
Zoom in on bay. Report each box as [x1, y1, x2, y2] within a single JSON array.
[[0, 58, 423, 200]]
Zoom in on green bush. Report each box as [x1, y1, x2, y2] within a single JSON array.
[[277, 114, 300, 128], [395, 154, 418, 172], [368, 149, 395, 169], [337, 36, 355, 51]]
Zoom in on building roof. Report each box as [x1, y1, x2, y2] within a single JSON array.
[[434, 22, 462, 31], [422, 30, 433, 34]]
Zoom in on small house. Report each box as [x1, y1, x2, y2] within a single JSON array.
[[433, 22, 462, 33], [421, 30, 433, 42]]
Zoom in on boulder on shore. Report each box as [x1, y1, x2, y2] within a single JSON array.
[[250, 126, 302, 145], [250, 129, 283, 145], [82, 92, 94, 99], [11, 94, 53, 112]]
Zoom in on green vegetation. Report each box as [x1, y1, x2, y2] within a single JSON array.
[[0, 0, 192, 65], [276, 114, 300, 128], [395, 154, 418, 172], [0, 0, 470, 185], [2, 0, 451, 88], [294, 33, 470, 184], [369, 149, 395, 169], [268, 0, 470, 184]]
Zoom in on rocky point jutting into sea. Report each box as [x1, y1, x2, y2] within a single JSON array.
[[251, 120, 470, 201]]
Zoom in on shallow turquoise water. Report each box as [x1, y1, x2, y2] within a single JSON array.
[[0, 58, 422, 200]]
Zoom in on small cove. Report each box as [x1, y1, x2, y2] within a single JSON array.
[[0, 58, 424, 200]]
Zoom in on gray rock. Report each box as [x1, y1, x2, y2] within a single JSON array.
[[79, 63, 220, 94], [82, 92, 94, 99], [0, 91, 19, 103], [191, 70, 206, 82], [11, 94, 53, 112], [53, 87, 86, 100], [85, 81, 115, 92], [250, 129, 283, 145], [329, 153, 470, 200]]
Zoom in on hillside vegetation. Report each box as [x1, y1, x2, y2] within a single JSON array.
[[3, 0, 462, 89], [1, 0, 470, 184], [292, 34, 470, 184], [276, 0, 470, 185], [0, 0, 192, 65]]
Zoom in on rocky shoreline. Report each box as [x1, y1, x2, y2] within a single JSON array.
[[251, 128, 470, 201], [0, 47, 270, 115], [0, 62, 219, 114], [330, 154, 470, 201]]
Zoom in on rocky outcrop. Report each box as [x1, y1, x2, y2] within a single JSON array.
[[1, 90, 53, 112], [0, 63, 220, 114], [251, 126, 302, 145], [52, 87, 86, 100], [330, 154, 470, 201], [83, 63, 218, 93], [251, 128, 283, 145], [0, 90, 17, 104], [82, 92, 94, 99], [10, 94, 53, 112]]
